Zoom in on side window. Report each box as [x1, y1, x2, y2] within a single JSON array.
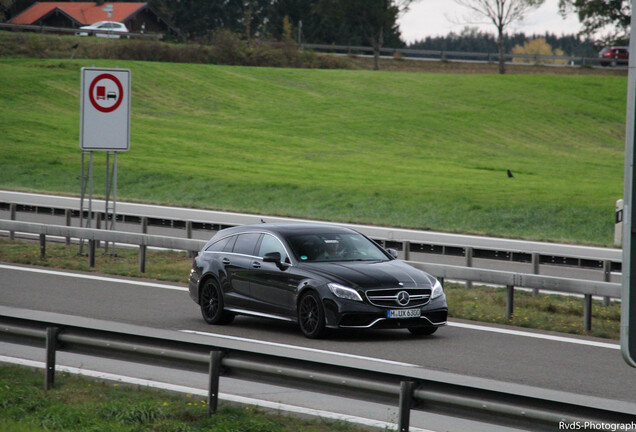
[[258, 234, 290, 263], [223, 235, 236, 252], [205, 236, 231, 252], [233, 233, 260, 256]]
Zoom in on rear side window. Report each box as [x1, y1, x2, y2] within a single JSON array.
[[233, 233, 260, 256], [206, 236, 231, 252]]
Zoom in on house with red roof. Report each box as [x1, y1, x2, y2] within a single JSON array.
[[9, 2, 176, 35]]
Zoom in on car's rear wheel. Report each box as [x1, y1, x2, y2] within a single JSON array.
[[200, 279, 234, 325], [298, 291, 326, 339], [408, 326, 437, 336]]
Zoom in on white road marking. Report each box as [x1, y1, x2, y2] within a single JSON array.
[[0, 263, 621, 350], [0, 263, 188, 291], [181, 329, 420, 368], [447, 322, 620, 350], [0, 354, 436, 432]]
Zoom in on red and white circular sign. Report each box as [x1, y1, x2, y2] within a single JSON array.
[[88, 73, 124, 113], [80, 67, 131, 151]]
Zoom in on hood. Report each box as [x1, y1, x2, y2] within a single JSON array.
[[303, 259, 433, 290]]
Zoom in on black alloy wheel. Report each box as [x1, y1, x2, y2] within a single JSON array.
[[408, 326, 437, 336], [298, 291, 326, 339], [200, 279, 234, 325]]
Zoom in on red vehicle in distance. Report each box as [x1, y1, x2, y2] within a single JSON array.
[[598, 46, 629, 67]]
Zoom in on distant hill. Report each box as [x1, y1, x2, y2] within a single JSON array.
[[0, 52, 627, 246]]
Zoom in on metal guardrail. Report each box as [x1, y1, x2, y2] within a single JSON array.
[[0, 219, 621, 331], [0, 306, 633, 431], [0, 219, 204, 272], [0, 193, 622, 275], [300, 43, 618, 68]]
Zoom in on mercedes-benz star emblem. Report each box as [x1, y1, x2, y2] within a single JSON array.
[[396, 290, 410, 306]]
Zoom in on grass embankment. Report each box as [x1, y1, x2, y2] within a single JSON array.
[[0, 365, 365, 432], [0, 56, 626, 246], [0, 238, 620, 340]]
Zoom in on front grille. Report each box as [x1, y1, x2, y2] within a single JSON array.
[[365, 287, 431, 308]]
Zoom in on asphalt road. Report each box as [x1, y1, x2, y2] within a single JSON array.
[[1, 263, 633, 406]]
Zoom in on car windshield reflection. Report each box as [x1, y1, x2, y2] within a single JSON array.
[[285, 232, 389, 263]]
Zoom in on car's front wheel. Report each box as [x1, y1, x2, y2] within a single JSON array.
[[200, 279, 235, 325], [298, 291, 326, 339]]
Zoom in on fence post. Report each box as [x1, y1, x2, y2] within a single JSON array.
[[584, 294, 592, 332], [39, 234, 46, 259], [208, 351, 223, 416], [65, 209, 72, 245], [532, 253, 540, 296], [9, 203, 17, 240], [9, 203, 16, 240], [139, 217, 148, 273], [398, 381, 415, 432], [603, 260, 611, 306], [506, 285, 514, 320], [187, 221, 195, 258], [95, 212, 101, 249], [465, 247, 473, 289], [402, 241, 410, 261], [139, 244, 147, 273], [45, 327, 59, 390], [88, 239, 96, 268]]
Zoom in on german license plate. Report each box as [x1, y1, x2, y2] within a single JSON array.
[[387, 309, 421, 319]]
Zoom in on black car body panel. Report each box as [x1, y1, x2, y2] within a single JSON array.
[[188, 223, 448, 337]]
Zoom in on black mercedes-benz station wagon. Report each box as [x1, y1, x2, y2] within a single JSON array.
[[188, 223, 448, 338]]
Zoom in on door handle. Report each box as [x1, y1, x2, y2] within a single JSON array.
[[222, 258, 231, 265], [252, 261, 261, 269]]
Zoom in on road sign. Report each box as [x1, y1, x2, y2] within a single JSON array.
[[622, 13, 636, 368], [80, 67, 131, 151]]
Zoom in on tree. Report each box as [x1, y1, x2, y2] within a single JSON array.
[[511, 37, 566, 64], [558, 0, 630, 44], [315, 0, 410, 70], [0, 0, 15, 21], [454, 0, 546, 74]]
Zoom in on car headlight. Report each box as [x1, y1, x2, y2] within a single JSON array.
[[328, 283, 363, 302], [431, 279, 444, 299]]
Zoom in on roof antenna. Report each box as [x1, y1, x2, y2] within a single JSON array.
[[260, 219, 266, 223]]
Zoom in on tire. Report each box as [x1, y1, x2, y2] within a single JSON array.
[[200, 279, 234, 325], [408, 326, 438, 336], [298, 291, 327, 339]]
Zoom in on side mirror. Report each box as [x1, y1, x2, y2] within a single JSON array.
[[387, 248, 399, 259], [263, 252, 282, 264]]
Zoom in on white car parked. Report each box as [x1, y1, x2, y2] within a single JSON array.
[[77, 21, 129, 39]]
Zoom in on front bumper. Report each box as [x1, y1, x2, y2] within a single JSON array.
[[323, 294, 448, 329]]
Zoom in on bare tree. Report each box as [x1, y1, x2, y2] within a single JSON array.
[[454, 0, 545, 74]]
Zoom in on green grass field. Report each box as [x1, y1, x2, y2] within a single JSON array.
[[0, 365, 365, 432], [0, 57, 627, 245]]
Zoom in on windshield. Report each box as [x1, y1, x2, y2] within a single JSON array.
[[285, 232, 389, 263]]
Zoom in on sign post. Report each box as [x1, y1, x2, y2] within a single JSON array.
[[622, 11, 636, 368], [79, 67, 131, 255]]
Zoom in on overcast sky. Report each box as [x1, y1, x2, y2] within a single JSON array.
[[398, 0, 582, 43]]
